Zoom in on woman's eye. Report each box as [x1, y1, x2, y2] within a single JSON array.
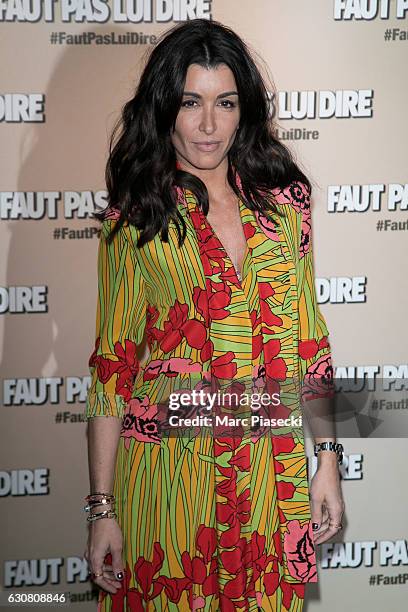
[[181, 100, 197, 108], [219, 100, 236, 108]]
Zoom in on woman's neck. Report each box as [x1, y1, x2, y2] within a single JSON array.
[[176, 157, 233, 203]]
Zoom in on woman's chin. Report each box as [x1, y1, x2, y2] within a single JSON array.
[[185, 153, 227, 170]]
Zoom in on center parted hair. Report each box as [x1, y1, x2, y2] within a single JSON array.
[[96, 18, 311, 248]]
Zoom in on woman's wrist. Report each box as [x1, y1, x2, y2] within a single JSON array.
[[317, 450, 339, 465], [88, 501, 115, 512]]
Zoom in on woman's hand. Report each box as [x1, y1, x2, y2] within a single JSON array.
[[310, 454, 345, 545], [84, 517, 125, 594]]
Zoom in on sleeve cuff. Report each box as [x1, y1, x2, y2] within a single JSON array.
[[84, 392, 127, 419]]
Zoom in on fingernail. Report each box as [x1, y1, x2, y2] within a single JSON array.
[[116, 572, 124, 580], [312, 523, 319, 530]]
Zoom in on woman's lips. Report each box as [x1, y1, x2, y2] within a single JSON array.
[[192, 142, 221, 152]]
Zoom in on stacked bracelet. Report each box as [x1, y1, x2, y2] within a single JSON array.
[[84, 492, 117, 522], [84, 494, 115, 513]]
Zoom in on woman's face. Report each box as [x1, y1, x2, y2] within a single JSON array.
[[171, 63, 240, 171]]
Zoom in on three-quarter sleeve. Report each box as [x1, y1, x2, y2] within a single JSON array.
[[295, 184, 334, 401], [85, 218, 146, 419]]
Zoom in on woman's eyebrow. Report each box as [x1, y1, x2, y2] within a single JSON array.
[[182, 91, 239, 98]]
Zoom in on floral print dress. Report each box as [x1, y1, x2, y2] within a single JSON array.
[[85, 174, 333, 612]]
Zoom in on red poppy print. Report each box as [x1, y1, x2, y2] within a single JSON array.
[[263, 338, 287, 381], [147, 299, 207, 354], [89, 336, 139, 402], [299, 338, 319, 360], [211, 351, 238, 379]]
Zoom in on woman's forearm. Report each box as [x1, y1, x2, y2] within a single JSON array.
[[301, 396, 340, 467], [301, 396, 336, 441], [87, 416, 122, 493]]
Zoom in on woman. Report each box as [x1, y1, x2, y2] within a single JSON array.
[[84, 18, 345, 612]]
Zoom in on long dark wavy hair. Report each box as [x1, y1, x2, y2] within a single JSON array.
[[95, 18, 311, 248]]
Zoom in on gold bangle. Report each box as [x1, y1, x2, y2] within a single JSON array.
[[87, 510, 117, 522], [85, 493, 115, 501], [84, 498, 115, 512]]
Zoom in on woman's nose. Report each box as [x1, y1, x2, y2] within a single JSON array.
[[199, 107, 216, 134]]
